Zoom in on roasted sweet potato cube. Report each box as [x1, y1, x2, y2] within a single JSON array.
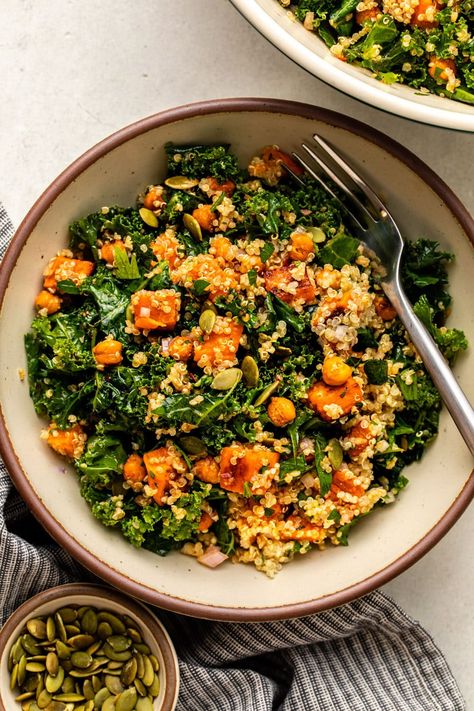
[[329, 469, 365, 501], [43, 256, 94, 292], [46, 424, 87, 459], [143, 448, 174, 505], [193, 317, 243, 369], [219, 444, 280, 494], [307, 377, 363, 421], [264, 265, 316, 305], [131, 289, 180, 331], [280, 515, 325, 543], [151, 232, 183, 270]]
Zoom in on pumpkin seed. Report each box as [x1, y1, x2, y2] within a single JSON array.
[[134, 678, 146, 697], [54, 614, 67, 644], [202, 299, 217, 314], [10, 662, 19, 690], [12, 637, 27, 664], [25, 676, 39, 692], [164, 175, 199, 190], [82, 679, 95, 701], [62, 676, 75, 693], [105, 675, 124, 695], [58, 608, 77, 624], [116, 688, 137, 711], [22, 634, 42, 656], [241, 355, 259, 386], [148, 655, 159, 673], [52, 694, 85, 702], [27, 619, 47, 640], [27, 704, 41, 711], [56, 641, 72, 660], [119, 657, 137, 686], [178, 436, 207, 457], [18, 653, 28, 685], [275, 346, 292, 357], [71, 651, 93, 669], [77, 608, 97, 636], [211, 367, 242, 391], [45, 667, 65, 693], [308, 226, 326, 243], [68, 635, 95, 650], [327, 438, 343, 469], [107, 635, 132, 653], [84, 702, 94, 711], [135, 653, 144, 680], [102, 643, 132, 662], [148, 672, 160, 696], [16, 692, 35, 702], [26, 662, 46, 673], [254, 379, 280, 406], [86, 641, 101, 656], [37, 690, 52, 709], [46, 618, 56, 643], [183, 213, 202, 241], [101, 697, 117, 711], [141, 656, 154, 687], [21, 702, 32, 711], [199, 308, 216, 334], [139, 207, 158, 229], [135, 697, 153, 711], [106, 661, 123, 671], [126, 627, 142, 644], [93, 687, 111, 708], [46, 652, 59, 677], [97, 622, 113, 640], [91, 675, 101, 694], [97, 613, 126, 635]]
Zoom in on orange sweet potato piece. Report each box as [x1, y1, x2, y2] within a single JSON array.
[[123, 454, 147, 483], [172, 254, 239, 301], [99, 240, 126, 265], [428, 57, 456, 82], [198, 511, 214, 532], [143, 186, 166, 210], [261, 146, 304, 175], [347, 422, 372, 458], [411, 0, 438, 27], [280, 515, 325, 543], [43, 256, 94, 292], [307, 377, 363, 421], [329, 469, 365, 500], [131, 289, 180, 331], [193, 318, 243, 369], [193, 205, 214, 232], [151, 232, 183, 270], [193, 456, 220, 484], [289, 232, 315, 261], [264, 266, 316, 305], [168, 336, 194, 361], [47, 424, 86, 459], [143, 448, 173, 505], [35, 290, 61, 314], [207, 177, 235, 196], [356, 6, 380, 23], [210, 236, 236, 262], [219, 444, 280, 494]]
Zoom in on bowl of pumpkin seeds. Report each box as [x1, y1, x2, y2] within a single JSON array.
[[0, 583, 179, 711]]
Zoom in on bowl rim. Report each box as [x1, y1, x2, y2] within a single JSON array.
[[228, 0, 474, 132], [0, 97, 473, 621], [0, 582, 180, 711]]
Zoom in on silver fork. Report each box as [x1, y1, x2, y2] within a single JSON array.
[[290, 135, 474, 456]]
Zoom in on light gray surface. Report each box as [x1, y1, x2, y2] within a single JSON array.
[[1, 0, 473, 706]]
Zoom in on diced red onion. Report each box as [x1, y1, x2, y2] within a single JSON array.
[[300, 209, 312, 216], [197, 545, 228, 568], [161, 337, 172, 353]]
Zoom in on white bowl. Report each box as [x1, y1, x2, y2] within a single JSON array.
[[230, 0, 474, 132], [0, 99, 473, 621], [0, 583, 180, 711]]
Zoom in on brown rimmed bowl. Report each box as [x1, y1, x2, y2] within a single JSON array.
[[0, 583, 180, 711], [0, 98, 473, 622]]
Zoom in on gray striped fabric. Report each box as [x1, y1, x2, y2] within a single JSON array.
[[0, 203, 465, 710]]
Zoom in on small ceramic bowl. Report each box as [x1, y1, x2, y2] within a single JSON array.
[[0, 98, 473, 621], [0, 584, 180, 711], [229, 0, 474, 132]]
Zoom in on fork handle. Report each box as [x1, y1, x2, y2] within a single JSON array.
[[384, 280, 474, 456]]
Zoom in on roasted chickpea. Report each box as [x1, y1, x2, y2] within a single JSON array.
[[93, 339, 123, 366], [168, 336, 194, 361], [267, 397, 296, 427], [123, 453, 146, 482], [35, 290, 61, 314], [193, 456, 220, 484], [322, 355, 352, 386]]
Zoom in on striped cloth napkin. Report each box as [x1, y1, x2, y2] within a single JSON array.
[[0, 203, 465, 711]]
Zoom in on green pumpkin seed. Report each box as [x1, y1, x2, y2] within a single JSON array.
[[37, 690, 52, 709], [22, 634, 42, 656], [78, 608, 97, 636], [54, 614, 67, 644], [56, 642, 72, 660], [12, 637, 27, 664], [101, 697, 117, 711], [115, 687, 137, 711], [27, 619, 47, 640], [141, 656, 154, 687], [164, 175, 199, 190], [52, 694, 85, 703], [107, 635, 131, 653], [139, 208, 158, 229], [58, 608, 77, 624], [105, 675, 124, 695], [120, 657, 137, 686], [25, 676, 39, 692], [10, 662, 19, 690], [45, 667, 65, 693], [308, 226, 326, 243], [148, 672, 160, 696], [199, 308, 216, 334], [135, 698, 153, 711], [178, 435, 207, 455], [86, 641, 101, 656], [102, 643, 132, 662], [68, 635, 95, 650], [46, 617, 56, 643], [254, 379, 280, 406], [97, 613, 126, 635], [46, 652, 59, 677], [16, 692, 35, 702], [71, 651, 93, 669], [106, 661, 123, 671], [93, 687, 111, 708], [18, 653, 28, 685], [64, 625, 81, 637], [26, 662, 46, 673], [97, 622, 113, 640], [77, 607, 90, 620], [148, 655, 159, 673], [84, 702, 94, 711], [134, 678, 146, 697], [135, 653, 144, 680], [241, 355, 259, 386], [61, 676, 75, 694], [327, 438, 343, 469], [27, 704, 41, 711], [183, 213, 202, 241], [91, 675, 102, 694], [211, 367, 242, 391], [275, 346, 292, 357], [82, 680, 95, 701], [126, 627, 142, 644]]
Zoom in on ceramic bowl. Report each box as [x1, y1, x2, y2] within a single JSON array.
[[229, 0, 474, 132], [0, 583, 180, 711], [0, 98, 473, 621]]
